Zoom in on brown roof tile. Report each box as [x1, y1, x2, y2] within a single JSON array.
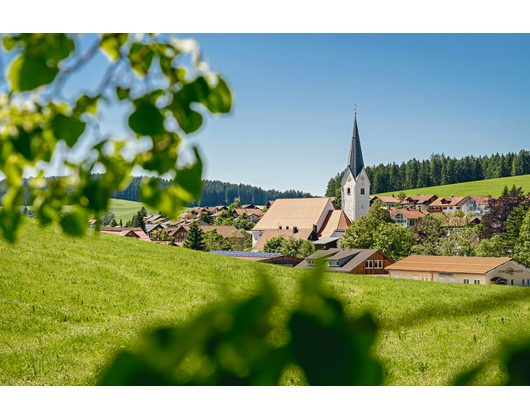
[[386, 255, 512, 275]]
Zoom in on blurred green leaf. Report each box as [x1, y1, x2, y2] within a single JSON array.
[[52, 114, 86, 147], [129, 93, 165, 137], [9, 55, 59, 92], [60, 208, 87, 236], [100, 33, 128, 62], [116, 87, 130, 100]]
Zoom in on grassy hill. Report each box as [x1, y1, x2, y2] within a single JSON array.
[[379, 174, 530, 198], [2, 221, 530, 385]]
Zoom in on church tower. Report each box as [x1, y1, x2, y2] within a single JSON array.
[[341, 111, 370, 222]]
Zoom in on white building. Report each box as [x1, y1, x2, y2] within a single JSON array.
[[340, 114, 370, 222]]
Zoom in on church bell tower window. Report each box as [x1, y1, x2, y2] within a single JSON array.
[[347, 188, 351, 195], [361, 188, 365, 195]]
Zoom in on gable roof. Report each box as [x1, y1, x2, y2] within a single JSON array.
[[371, 195, 401, 204], [234, 208, 264, 217], [469, 195, 489, 206], [100, 227, 151, 241], [391, 208, 429, 220], [297, 248, 391, 273], [252, 197, 331, 231], [318, 209, 351, 238], [429, 196, 468, 207], [403, 194, 437, 204], [386, 255, 512, 275]]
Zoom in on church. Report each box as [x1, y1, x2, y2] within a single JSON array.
[[340, 112, 371, 222], [250, 114, 370, 250]]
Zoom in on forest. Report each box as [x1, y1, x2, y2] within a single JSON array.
[[326, 149, 530, 196], [0, 176, 313, 207]]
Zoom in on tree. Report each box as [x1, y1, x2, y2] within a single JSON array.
[[228, 230, 252, 252], [101, 211, 116, 226], [214, 210, 234, 226], [340, 200, 391, 249], [234, 213, 255, 231], [119, 218, 123, 226], [411, 214, 447, 255], [204, 229, 232, 251], [514, 212, 530, 266], [0, 33, 231, 243], [131, 210, 146, 231], [439, 227, 477, 257], [183, 221, 206, 251], [110, 218, 118, 227], [475, 235, 506, 258], [263, 236, 285, 253], [281, 237, 315, 259], [263, 236, 315, 259], [151, 229, 173, 242], [228, 198, 241, 213], [504, 202, 530, 251], [200, 211, 212, 224], [372, 223, 413, 261], [481, 187, 529, 238]]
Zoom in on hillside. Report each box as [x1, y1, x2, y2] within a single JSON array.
[[2, 220, 530, 385], [379, 174, 530, 198]]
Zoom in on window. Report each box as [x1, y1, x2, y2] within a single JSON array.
[[361, 188, 365, 195], [511, 279, 514, 286], [393, 274, 400, 279], [347, 188, 351, 195], [286, 226, 289, 230], [464, 279, 469, 284], [439, 277, 445, 283], [474, 279, 481, 285], [374, 260, 383, 269], [449, 278, 455, 283], [279, 225, 282, 230], [412, 275, 418, 280], [365, 260, 373, 269], [523, 279, 525, 286]]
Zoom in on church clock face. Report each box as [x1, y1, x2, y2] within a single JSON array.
[[347, 174, 352, 182], [360, 175, 365, 181]]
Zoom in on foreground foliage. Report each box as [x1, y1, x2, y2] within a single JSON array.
[[0, 33, 231, 242]]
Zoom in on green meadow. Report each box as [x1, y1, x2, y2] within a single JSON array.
[[380, 174, 530, 198], [1, 220, 530, 385]]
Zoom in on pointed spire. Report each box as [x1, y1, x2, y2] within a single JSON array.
[[347, 111, 365, 178]]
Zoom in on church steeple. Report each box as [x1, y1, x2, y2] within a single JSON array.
[[347, 111, 364, 179]]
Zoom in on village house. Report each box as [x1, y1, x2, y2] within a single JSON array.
[[232, 208, 264, 223], [169, 225, 244, 245], [369, 195, 401, 207], [99, 227, 151, 241], [296, 248, 394, 275], [427, 195, 489, 216], [391, 208, 429, 227], [386, 255, 530, 286], [401, 194, 438, 210], [146, 214, 168, 224], [145, 223, 166, 238]]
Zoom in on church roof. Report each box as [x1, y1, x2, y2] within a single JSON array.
[[252, 198, 332, 231], [347, 115, 365, 178]]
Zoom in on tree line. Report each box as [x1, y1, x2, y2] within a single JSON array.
[[326, 149, 530, 196], [0, 175, 313, 207]]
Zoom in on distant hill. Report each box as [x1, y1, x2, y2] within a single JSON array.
[[0, 176, 313, 207], [378, 174, 530, 198]]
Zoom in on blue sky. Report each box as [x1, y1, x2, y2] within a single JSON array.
[[6, 34, 530, 195]]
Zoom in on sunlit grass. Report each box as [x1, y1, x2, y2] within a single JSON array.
[[1, 220, 530, 385], [380, 174, 530, 198]]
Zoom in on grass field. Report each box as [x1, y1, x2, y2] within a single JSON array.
[[2, 220, 530, 385], [379, 174, 530, 198]]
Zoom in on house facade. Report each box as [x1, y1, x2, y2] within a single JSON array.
[[296, 248, 394, 275], [387, 255, 530, 286]]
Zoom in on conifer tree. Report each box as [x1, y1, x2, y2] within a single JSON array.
[[183, 221, 206, 251]]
